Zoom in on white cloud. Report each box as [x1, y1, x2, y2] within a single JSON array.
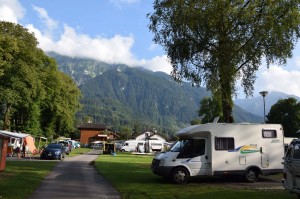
[[138, 55, 172, 74], [26, 23, 172, 73], [109, 0, 139, 5], [0, 0, 24, 23], [32, 6, 58, 33], [254, 66, 300, 97]]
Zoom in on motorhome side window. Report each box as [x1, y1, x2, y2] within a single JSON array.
[[177, 139, 205, 158], [262, 129, 277, 138], [215, 137, 234, 150]]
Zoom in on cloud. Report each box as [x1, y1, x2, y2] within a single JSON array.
[[26, 22, 172, 73], [254, 66, 300, 97], [138, 55, 172, 75], [0, 0, 24, 23], [109, 0, 140, 6], [32, 6, 58, 34]]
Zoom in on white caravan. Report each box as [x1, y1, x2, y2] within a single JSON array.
[[146, 139, 164, 153], [121, 140, 145, 152], [151, 123, 285, 184]]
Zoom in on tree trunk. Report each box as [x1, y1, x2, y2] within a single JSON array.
[[220, 74, 234, 123], [3, 103, 12, 130]]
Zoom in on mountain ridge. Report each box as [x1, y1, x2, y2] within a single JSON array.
[[49, 52, 264, 134]]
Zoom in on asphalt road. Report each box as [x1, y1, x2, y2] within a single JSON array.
[[28, 150, 120, 199]]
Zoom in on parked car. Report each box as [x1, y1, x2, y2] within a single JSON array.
[[58, 141, 71, 154], [40, 143, 66, 160], [283, 138, 300, 198]]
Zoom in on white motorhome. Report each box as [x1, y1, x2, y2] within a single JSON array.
[[151, 123, 285, 184], [121, 140, 145, 152]]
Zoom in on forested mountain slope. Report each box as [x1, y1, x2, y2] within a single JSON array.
[[49, 52, 263, 135]]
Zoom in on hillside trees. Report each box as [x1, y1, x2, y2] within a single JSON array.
[[0, 21, 81, 137], [148, 0, 300, 122], [266, 97, 300, 137]]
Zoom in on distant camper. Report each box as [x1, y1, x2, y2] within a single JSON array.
[[152, 123, 285, 184], [121, 140, 145, 152]]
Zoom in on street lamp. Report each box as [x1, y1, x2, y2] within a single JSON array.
[[259, 91, 268, 123]]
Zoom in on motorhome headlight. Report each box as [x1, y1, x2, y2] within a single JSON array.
[[159, 159, 165, 166]]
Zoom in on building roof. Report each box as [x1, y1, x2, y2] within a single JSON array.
[[77, 123, 107, 130]]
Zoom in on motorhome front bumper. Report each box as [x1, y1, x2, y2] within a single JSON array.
[[151, 159, 173, 178]]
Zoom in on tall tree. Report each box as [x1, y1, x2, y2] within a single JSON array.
[[148, 0, 300, 122], [267, 97, 300, 137], [198, 96, 223, 123], [0, 21, 81, 137], [0, 21, 43, 130]]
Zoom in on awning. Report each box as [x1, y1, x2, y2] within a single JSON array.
[[0, 130, 30, 139]]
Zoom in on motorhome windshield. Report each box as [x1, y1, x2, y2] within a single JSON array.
[[170, 140, 189, 152]]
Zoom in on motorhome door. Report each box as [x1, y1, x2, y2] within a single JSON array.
[[177, 139, 210, 176]]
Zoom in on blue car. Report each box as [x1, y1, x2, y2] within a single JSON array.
[[40, 143, 66, 160]]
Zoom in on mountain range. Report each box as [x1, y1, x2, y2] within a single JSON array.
[[48, 52, 299, 135]]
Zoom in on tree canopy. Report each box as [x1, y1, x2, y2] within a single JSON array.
[[267, 97, 300, 137], [198, 96, 223, 123], [148, 0, 300, 122], [0, 21, 81, 138]]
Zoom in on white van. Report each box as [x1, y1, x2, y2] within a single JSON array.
[[151, 123, 285, 184], [121, 140, 145, 152], [282, 138, 300, 198]]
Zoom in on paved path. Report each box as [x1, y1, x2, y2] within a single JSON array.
[[28, 150, 120, 199]]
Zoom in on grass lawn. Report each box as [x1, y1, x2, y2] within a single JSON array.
[[67, 147, 92, 157], [0, 147, 92, 199], [0, 161, 56, 199], [95, 153, 296, 199]]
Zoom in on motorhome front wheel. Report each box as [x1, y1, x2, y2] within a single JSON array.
[[171, 167, 190, 184]]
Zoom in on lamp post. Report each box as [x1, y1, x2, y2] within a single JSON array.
[[259, 91, 268, 123]]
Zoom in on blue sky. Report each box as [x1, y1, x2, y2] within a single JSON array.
[[1, 0, 300, 99]]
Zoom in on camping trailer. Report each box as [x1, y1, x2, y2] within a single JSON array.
[[121, 140, 145, 152], [151, 123, 285, 184]]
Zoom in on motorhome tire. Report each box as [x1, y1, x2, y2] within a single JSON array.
[[244, 168, 259, 183], [171, 167, 190, 184]]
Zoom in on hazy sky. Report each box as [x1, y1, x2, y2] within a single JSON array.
[[1, 0, 300, 98]]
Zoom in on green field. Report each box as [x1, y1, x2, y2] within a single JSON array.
[[0, 151, 296, 199], [95, 153, 296, 199]]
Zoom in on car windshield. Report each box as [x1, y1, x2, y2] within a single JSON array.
[[46, 144, 62, 149], [169, 140, 189, 152]]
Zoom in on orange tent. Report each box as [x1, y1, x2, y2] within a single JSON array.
[[24, 136, 38, 155]]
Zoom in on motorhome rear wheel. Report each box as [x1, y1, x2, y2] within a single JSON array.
[[244, 168, 259, 183]]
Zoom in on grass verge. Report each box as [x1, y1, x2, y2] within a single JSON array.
[[95, 153, 295, 199], [0, 147, 91, 199], [0, 161, 56, 199], [67, 147, 92, 157]]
